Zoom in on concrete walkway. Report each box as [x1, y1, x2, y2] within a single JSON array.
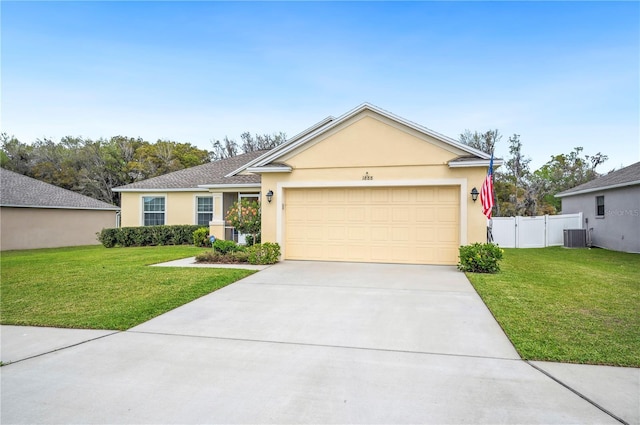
[[1, 261, 637, 424]]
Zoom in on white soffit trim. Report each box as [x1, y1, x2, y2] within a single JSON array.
[[197, 183, 261, 190], [449, 159, 504, 168], [246, 166, 292, 173], [555, 180, 640, 198], [224, 116, 335, 178], [112, 188, 210, 193], [252, 103, 491, 168]]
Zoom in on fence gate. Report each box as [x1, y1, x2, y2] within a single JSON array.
[[490, 213, 583, 248]]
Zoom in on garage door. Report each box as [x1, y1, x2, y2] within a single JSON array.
[[284, 186, 460, 265]]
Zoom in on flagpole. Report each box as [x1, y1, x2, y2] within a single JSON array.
[[480, 152, 495, 243]]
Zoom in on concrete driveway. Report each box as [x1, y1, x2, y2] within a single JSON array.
[[1, 261, 633, 424]]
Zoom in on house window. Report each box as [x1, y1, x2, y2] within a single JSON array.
[[596, 196, 605, 217], [143, 196, 165, 226], [196, 196, 213, 226]]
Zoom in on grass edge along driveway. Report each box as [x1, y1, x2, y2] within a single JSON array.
[[1, 245, 255, 331], [466, 246, 639, 367]]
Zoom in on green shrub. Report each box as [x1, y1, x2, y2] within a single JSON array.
[[246, 242, 281, 265], [213, 239, 241, 254], [458, 243, 504, 273], [96, 228, 118, 248], [195, 249, 249, 264], [150, 225, 173, 246], [195, 251, 222, 263], [173, 225, 197, 244], [98, 225, 206, 248], [193, 228, 210, 247], [244, 234, 261, 247], [231, 250, 250, 263]]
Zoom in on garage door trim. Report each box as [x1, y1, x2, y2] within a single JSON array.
[[275, 179, 468, 260]]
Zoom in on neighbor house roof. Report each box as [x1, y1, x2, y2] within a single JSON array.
[[234, 103, 501, 175], [112, 150, 268, 192], [556, 161, 640, 198], [0, 168, 120, 210]]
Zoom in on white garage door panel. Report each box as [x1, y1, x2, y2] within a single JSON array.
[[284, 187, 460, 265]]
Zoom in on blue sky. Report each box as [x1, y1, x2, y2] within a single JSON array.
[[2, 1, 638, 171]]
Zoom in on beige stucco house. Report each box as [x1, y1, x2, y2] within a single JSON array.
[[0, 168, 120, 251], [114, 103, 500, 265]]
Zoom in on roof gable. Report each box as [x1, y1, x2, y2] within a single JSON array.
[[0, 168, 120, 210], [282, 112, 469, 169], [224, 116, 335, 178], [238, 103, 491, 173], [557, 161, 640, 197]]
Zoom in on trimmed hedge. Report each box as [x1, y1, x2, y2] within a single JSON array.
[[98, 225, 206, 248]]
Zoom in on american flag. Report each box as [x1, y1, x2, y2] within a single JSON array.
[[480, 154, 494, 219]]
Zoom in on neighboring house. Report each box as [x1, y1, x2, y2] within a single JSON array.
[[557, 161, 640, 253], [114, 103, 501, 265], [0, 168, 120, 251]]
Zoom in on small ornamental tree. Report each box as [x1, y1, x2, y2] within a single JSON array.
[[225, 199, 261, 245]]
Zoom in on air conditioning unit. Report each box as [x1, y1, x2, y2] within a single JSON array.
[[564, 229, 586, 248]]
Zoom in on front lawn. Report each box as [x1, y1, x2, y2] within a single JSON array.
[[1, 245, 255, 330], [466, 246, 639, 367]]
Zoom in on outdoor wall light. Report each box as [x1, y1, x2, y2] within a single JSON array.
[[470, 187, 479, 202], [266, 190, 274, 203]]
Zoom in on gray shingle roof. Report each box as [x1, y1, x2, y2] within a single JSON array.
[[557, 161, 640, 197], [0, 168, 120, 210], [113, 150, 269, 191]]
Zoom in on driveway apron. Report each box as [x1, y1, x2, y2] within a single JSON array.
[[0, 261, 625, 424]]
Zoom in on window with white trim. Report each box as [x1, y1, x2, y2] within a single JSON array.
[[196, 196, 213, 225], [142, 196, 165, 226], [596, 195, 605, 217]]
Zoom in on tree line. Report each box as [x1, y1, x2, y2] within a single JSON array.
[[0, 132, 286, 206], [460, 130, 609, 215], [1, 129, 608, 215]]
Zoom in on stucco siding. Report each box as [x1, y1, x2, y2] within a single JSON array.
[[261, 166, 488, 250], [0, 207, 118, 251], [120, 193, 141, 227], [120, 191, 221, 227], [284, 114, 459, 169], [561, 186, 640, 253], [259, 112, 490, 262]]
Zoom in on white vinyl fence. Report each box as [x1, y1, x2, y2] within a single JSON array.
[[490, 213, 583, 248]]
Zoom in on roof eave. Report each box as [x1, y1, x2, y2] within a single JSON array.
[[248, 103, 492, 168], [556, 180, 640, 198], [0, 204, 120, 211], [448, 159, 504, 168], [246, 166, 292, 174], [224, 116, 336, 178], [112, 187, 210, 193], [197, 183, 261, 190]]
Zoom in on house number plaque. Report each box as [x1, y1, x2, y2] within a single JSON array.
[[362, 172, 373, 181]]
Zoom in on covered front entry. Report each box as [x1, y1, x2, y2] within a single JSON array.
[[284, 186, 460, 265]]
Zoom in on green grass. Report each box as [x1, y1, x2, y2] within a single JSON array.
[[466, 246, 640, 367], [1, 245, 255, 330]]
